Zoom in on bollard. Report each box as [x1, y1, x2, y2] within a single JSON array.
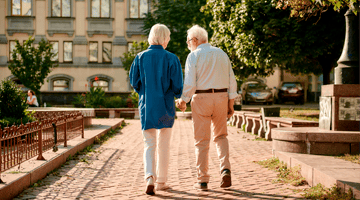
[[52, 123, 58, 152], [37, 122, 45, 160]]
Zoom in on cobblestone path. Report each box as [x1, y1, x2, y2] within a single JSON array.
[[15, 119, 309, 199]]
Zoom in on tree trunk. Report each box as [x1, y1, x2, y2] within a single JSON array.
[[318, 56, 334, 85]]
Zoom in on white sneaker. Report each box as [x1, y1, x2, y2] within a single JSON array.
[[145, 176, 155, 195], [156, 183, 170, 191]]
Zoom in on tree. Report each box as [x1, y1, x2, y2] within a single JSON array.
[[202, 0, 345, 84], [120, 40, 149, 74], [143, 0, 212, 66], [276, 0, 358, 18], [8, 37, 58, 94]]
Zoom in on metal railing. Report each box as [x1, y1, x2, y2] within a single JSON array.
[[0, 111, 84, 182]]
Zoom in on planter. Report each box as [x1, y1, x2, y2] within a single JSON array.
[[120, 111, 135, 119]]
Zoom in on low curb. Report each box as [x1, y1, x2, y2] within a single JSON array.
[[274, 150, 360, 199], [0, 119, 124, 200]]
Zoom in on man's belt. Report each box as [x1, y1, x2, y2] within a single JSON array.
[[195, 88, 227, 94]]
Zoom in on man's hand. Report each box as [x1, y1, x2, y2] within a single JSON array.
[[227, 99, 235, 119], [176, 99, 187, 112]]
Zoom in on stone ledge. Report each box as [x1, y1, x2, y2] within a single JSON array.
[[272, 127, 360, 155], [0, 118, 124, 200], [274, 151, 360, 199]]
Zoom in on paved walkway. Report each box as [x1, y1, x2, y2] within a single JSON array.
[[14, 119, 309, 199]]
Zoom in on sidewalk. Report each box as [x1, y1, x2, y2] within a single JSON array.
[[3, 119, 359, 199]]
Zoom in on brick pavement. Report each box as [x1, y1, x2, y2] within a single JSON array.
[[14, 119, 309, 199]]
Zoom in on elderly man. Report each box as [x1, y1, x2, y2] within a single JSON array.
[[177, 25, 237, 191]]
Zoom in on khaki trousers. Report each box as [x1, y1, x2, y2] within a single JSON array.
[[191, 92, 231, 183]]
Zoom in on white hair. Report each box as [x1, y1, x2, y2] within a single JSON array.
[[187, 25, 208, 43], [148, 24, 171, 45]]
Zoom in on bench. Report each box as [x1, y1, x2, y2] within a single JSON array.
[[264, 117, 319, 140], [232, 111, 257, 129], [244, 113, 263, 136]]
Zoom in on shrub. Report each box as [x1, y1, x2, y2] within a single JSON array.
[[129, 90, 139, 107], [104, 96, 126, 108], [72, 94, 86, 108], [86, 87, 106, 108], [0, 80, 36, 128], [0, 79, 28, 119]]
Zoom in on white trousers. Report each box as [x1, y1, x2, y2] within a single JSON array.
[[142, 128, 172, 183]]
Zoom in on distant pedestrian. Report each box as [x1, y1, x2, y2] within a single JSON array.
[[129, 24, 183, 195], [26, 90, 39, 107], [177, 25, 237, 191]]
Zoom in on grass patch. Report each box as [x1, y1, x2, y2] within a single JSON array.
[[255, 157, 306, 186], [302, 183, 355, 200], [280, 108, 319, 122], [336, 154, 360, 165], [7, 171, 22, 174], [252, 136, 267, 141]]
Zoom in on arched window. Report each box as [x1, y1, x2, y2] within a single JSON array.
[[87, 74, 113, 91], [47, 74, 74, 91], [7, 75, 28, 91]]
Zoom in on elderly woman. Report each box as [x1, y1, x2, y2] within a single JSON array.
[[129, 24, 183, 195]]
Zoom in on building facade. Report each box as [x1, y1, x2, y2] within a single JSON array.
[[0, 0, 149, 94]]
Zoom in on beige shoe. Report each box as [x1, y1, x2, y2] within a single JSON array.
[[156, 183, 170, 191], [145, 176, 155, 195]]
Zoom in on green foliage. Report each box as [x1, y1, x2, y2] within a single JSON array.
[[129, 90, 139, 107], [0, 79, 37, 128], [302, 183, 355, 200], [8, 37, 58, 94], [85, 87, 106, 108], [72, 94, 86, 107], [256, 157, 306, 186], [120, 41, 149, 74], [202, 0, 345, 83], [104, 96, 127, 108], [276, 0, 358, 18], [143, 0, 213, 66]]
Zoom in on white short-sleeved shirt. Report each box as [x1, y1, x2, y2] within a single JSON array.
[[27, 96, 39, 107]]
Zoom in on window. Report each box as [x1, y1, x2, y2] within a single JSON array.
[[91, 0, 109, 18], [92, 80, 109, 91], [89, 42, 98, 62], [51, 0, 71, 17], [128, 42, 133, 52], [50, 41, 59, 62], [53, 79, 69, 91], [12, 0, 32, 16], [102, 42, 112, 63], [9, 41, 17, 61], [63, 41, 73, 62], [130, 0, 148, 18]]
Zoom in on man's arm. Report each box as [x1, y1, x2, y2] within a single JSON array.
[[227, 56, 237, 118], [180, 53, 197, 103]]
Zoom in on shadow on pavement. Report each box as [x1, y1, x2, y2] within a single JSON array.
[[158, 188, 302, 199]]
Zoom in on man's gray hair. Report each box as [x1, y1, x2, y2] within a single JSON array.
[[148, 24, 171, 45], [187, 25, 208, 43]]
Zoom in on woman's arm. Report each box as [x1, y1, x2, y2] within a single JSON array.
[[129, 55, 141, 93]]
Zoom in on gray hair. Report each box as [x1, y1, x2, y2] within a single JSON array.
[[187, 25, 208, 43], [148, 24, 171, 45]]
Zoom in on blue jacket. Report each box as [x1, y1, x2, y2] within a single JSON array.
[[129, 45, 183, 130]]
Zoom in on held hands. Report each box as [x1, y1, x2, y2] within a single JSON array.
[[175, 99, 187, 112]]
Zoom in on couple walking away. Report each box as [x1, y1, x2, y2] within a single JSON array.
[[129, 24, 237, 195]]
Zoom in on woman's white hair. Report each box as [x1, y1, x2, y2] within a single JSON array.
[[148, 24, 171, 45], [187, 25, 208, 43]]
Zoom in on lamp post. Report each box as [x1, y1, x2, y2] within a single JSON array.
[[335, 9, 359, 84]]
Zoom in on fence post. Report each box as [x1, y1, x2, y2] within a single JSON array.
[[37, 122, 45, 160], [64, 117, 67, 147], [0, 126, 4, 183], [82, 115, 84, 138]]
